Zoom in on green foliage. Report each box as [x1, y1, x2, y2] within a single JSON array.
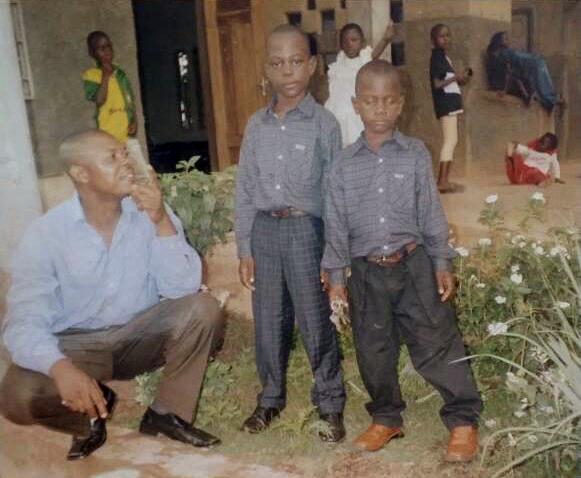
[[158, 157, 236, 256], [455, 193, 581, 477]]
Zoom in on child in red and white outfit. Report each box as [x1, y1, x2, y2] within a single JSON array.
[[506, 133, 564, 186]]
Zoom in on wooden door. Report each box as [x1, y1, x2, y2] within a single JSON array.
[[204, 0, 268, 170]]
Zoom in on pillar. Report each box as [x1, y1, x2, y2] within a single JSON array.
[[0, 1, 42, 271]]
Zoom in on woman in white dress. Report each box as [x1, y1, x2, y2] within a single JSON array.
[[325, 21, 394, 147]]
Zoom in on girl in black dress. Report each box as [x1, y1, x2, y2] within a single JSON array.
[[429, 24, 471, 193]]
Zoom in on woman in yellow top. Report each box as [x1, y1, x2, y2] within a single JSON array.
[[83, 31, 137, 143]]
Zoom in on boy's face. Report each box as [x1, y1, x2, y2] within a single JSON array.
[[264, 32, 316, 100], [352, 73, 404, 136], [341, 29, 365, 58], [435, 27, 451, 49], [538, 135, 553, 152], [91, 35, 114, 65]]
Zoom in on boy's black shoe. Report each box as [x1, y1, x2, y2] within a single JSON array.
[[67, 383, 117, 461], [241, 406, 280, 433], [139, 407, 221, 447], [319, 412, 346, 443]]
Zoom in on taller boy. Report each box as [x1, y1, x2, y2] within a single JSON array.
[[235, 25, 346, 442]]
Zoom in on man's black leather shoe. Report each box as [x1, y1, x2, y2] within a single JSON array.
[[66, 383, 117, 461], [241, 406, 280, 433], [319, 412, 346, 443], [139, 407, 221, 447]]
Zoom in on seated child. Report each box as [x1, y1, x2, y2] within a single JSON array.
[[325, 21, 394, 147], [506, 132, 564, 186], [82, 31, 137, 144], [322, 60, 482, 463]]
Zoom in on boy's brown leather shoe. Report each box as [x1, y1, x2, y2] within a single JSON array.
[[352, 424, 403, 452], [444, 425, 478, 462]]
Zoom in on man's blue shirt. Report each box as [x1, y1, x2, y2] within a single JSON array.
[[3, 194, 201, 375]]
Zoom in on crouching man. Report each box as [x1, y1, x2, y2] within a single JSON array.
[[0, 130, 223, 460]]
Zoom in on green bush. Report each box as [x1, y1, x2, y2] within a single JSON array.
[[158, 157, 236, 256]]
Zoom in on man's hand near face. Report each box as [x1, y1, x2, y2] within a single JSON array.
[[130, 166, 176, 236]]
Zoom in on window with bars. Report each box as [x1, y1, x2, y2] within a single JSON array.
[[287, 11, 302, 27], [9, 0, 34, 99]]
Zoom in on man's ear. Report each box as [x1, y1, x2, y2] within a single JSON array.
[[69, 164, 89, 184]]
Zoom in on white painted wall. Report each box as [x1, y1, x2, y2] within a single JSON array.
[[0, 1, 42, 271]]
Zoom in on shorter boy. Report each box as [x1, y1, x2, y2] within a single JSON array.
[[83, 31, 137, 144], [506, 133, 564, 186], [322, 60, 482, 462]]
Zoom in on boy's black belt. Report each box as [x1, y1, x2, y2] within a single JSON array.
[[365, 242, 417, 267], [268, 207, 307, 218]]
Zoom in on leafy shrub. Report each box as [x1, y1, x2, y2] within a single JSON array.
[[158, 157, 236, 256]]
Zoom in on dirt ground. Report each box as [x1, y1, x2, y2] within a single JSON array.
[[0, 161, 578, 478]]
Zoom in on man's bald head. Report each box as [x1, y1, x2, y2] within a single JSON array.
[[266, 24, 311, 56], [355, 60, 403, 96], [59, 130, 119, 171]]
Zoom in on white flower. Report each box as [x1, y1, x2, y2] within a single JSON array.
[[511, 264, 520, 273], [514, 410, 526, 418], [556, 301, 570, 310], [508, 432, 517, 447], [528, 435, 538, 444], [485, 194, 498, 204], [487, 322, 508, 336], [476, 282, 486, 289], [484, 419, 497, 429], [539, 405, 554, 414], [531, 191, 546, 203], [495, 295, 507, 305], [478, 237, 492, 247], [518, 241, 527, 248], [510, 273, 523, 285], [455, 247, 469, 257], [170, 185, 178, 198], [511, 235, 525, 245], [534, 246, 545, 256]]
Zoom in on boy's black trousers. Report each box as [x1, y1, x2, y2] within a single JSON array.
[[347, 246, 482, 429]]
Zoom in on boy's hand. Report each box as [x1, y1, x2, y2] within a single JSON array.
[[435, 270, 456, 302], [383, 20, 395, 40], [555, 178, 565, 184], [328, 284, 348, 304], [131, 166, 176, 235], [128, 119, 138, 137], [320, 271, 330, 292], [239, 257, 255, 291], [101, 60, 114, 77], [50, 359, 108, 419]]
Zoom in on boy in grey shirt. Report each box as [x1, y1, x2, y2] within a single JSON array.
[[235, 25, 346, 442]]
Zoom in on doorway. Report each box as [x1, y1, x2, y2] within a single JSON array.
[[132, 0, 210, 172], [203, 0, 268, 169]]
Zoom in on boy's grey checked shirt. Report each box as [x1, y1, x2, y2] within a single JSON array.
[[235, 93, 342, 258], [321, 131, 457, 285]]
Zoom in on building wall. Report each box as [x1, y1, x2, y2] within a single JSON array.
[[20, 0, 145, 179], [400, 0, 579, 175]]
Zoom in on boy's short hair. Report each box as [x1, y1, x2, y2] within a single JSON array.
[[355, 59, 402, 94], [339, 23, 364, 45], [540, 132, 558, 150], [86, 30, 109, 56], [430, 23, 448, 45], [268, 24, 311, 56]]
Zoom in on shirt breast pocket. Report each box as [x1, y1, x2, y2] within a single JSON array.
[[388, 170, 415, 215], [288, 135, 319, 185]]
